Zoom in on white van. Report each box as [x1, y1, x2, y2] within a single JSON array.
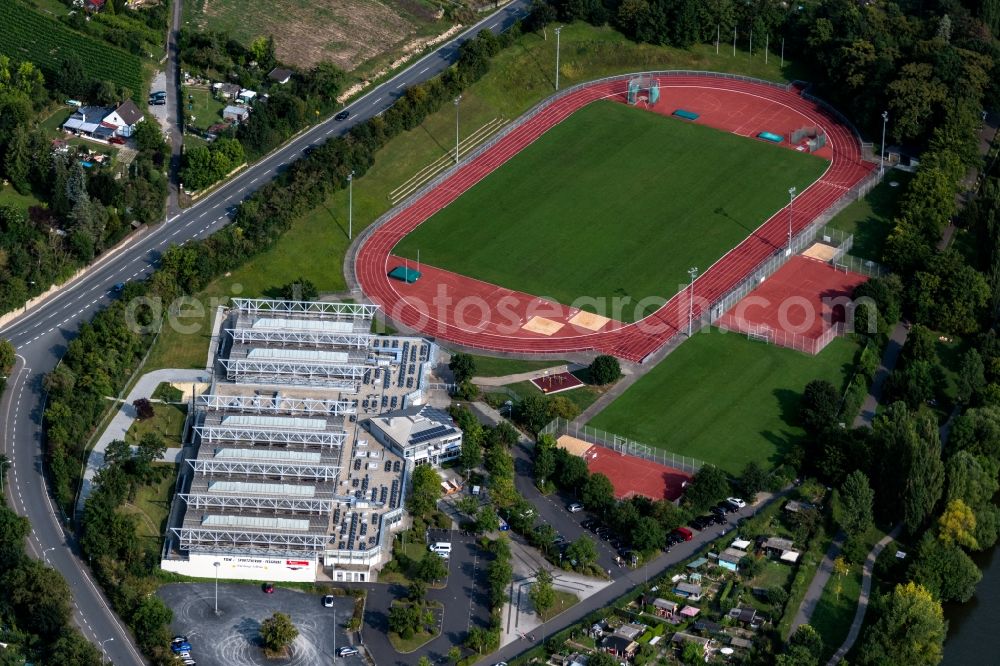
[[428, 542, 452, 556]]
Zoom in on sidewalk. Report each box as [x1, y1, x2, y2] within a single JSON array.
[[76, 369, 208, 511], [790, 531, 845, 633], [472, 363, 585, 387], [827, 526, 901, 665], [854, 322, 908, 427]]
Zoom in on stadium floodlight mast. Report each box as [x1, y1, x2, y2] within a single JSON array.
[[454, 95, 462, 164], [880, 110, 889, 177], [554, 26, 563, 90], [787, 186, 797, 257], [347, 170, 354, 240], [688, 267, 698, 337]]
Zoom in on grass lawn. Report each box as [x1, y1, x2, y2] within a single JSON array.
[[143, 22, 799, 371], [469, 355, 571, 378], [827, 170, 912, 262], [0, 184, 43, 212], [182, 87, 227, 133], [811, 558, 863, 659], [589, 331, 858, 473], [121, 464, 177, 558], [394, 101, 825, 320], [536, 589, 579, 622], [124, 403, 187, 448]]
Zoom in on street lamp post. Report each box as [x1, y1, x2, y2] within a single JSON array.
[[213, 561, 221, 615], [554, 26, 563, 90], [880, 110, 889, 177], [453, 96, 462, 165], [100, 638, 114, 664], [687, 267, 698, 337], [787, 187, 796, 257], [42, 546, 55, 562], [347, 170, 354, 240]]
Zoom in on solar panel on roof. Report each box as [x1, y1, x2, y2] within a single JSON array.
[[247, 348, 351, 363], [252, 318, 355, 333], [408, 424, 455, 445], [208, 481, 316, 497]]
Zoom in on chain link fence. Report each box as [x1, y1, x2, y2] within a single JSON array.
[[540, 417, 704, 474]]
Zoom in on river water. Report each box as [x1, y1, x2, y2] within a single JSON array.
[[942, 542, 1000, 663]]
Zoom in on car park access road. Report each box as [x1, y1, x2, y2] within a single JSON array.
[[0, 2, 529, 662]]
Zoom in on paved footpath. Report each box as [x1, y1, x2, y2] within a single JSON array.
[[76, 368, 208, 511], [472, 363, 586, 387], [790, 531, 845, 634], [827, 526, 901, 665], [854, 321, 908, 428]]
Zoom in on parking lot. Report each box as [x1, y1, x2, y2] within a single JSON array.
[[158, 583, 364, 666]]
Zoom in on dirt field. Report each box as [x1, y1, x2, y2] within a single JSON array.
[[185, 0, 452, 71]]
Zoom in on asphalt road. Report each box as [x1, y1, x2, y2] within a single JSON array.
[[0, 2, 529, 663]]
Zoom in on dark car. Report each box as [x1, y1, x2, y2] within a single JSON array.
[[334, 110, 351, 121], [262, 582, 274, 594], [580, 519, 597, 530], [171, 642, 192, 653], [150, 90, 166, 98], [715, 502, 738, 514], [689, 516, 713, 530], [149, 99, 166, 105], [111, 282, 125, 294]]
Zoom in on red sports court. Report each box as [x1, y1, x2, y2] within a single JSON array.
[[580, 443, 690, 502], [716, 255, 868, 354], [530, 371, 584, 394]]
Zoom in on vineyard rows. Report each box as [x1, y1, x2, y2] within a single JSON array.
[[0, 1, 144, 101]]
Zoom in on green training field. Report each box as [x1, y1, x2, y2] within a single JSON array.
[[588, 331, 858, 474], [393, 100, 827, 322]]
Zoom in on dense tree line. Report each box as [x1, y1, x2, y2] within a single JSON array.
[[0, 415, 102, 663], [0, 51, 169, 316]]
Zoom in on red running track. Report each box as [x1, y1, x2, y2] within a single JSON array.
[[355, 74, 874, 362]]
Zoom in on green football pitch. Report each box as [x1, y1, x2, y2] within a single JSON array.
[[393, 100, 827, 322], [588, 331, 858, 474]]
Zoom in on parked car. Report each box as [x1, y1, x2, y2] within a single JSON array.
[[727, 497, 747, 509], [568, 502, 584, 513], [323, 594, 335, 607], [673, 527, 694, 542], [111, 282, 125, 294], [171, 642, 191, 653], [171, 636, 188, 645], [715, 501, 738, 514], [580, 519, 597, 530], [150, 90, 166, 98], [552, 534, 566, 546], [149, 99, 166, 105], [262, 582, 274, 594], [109, 136, 126, 145], [334, 110, 351, 121], [338, 646, 359, 656], [689, 516, 713, 530]]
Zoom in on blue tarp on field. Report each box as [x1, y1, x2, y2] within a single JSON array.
[[388, 265, 421, 283]]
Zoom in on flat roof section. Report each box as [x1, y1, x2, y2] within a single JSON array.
[[213, 448, 323, 463], [208, 481, 317, 497], [247, 348, 351, 363], [201, 515, 311, 531], [220, 415, 328, 431], [252, 318, 356, 333]]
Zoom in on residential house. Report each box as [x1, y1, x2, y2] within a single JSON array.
[[268, 68, 294, 85], [730, 538, 751, 551], [613, 623, 645, 642], [673, 581, 702, 601], [728, 606, 763, 629], [693, 619, 723, 635], [652, 598, 678, 619], [601, 635, 638, 660], [762, 537, 802, 563], [213, 82, 241, 99], [237, 89, 258, 104], [223, 105, 251, 123], [62, 106, 113, 138], [103, 100, 144, 137], [719, 547, 745, 572]]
